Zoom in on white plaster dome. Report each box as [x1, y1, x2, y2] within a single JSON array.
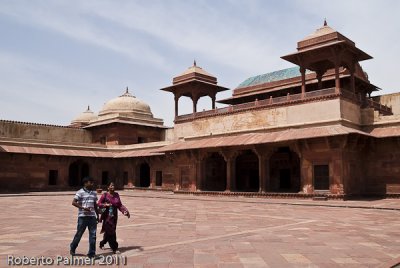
[[99, 87, 152, 117], [71, 106, 97, 125], [86, 87, 164, 127]]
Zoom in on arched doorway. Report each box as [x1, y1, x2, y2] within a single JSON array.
[[269, 147, 300, 192], [204, 153, 226, 191], [235, 150, 259, 192], [68, 160, 90, 187], [138, 163, 150, 187]]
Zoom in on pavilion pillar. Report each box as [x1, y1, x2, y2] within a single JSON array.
[[174, 95, 180, 118], [349, 63, 356, 93], [316, 71, 323, 90], [334, 56, 341, 94], [300, 67, 306, 98], [192, 95, 199, 113], [211, 94, 216, 109]]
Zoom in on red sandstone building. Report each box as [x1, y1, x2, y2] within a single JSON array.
[[1, 22, 399, 198]]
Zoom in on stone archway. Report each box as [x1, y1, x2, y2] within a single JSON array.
[[269, 147, 300, 192], [235, 150, 259, 192], [204, 152, 226, 191], [68, 160, 90, 187]]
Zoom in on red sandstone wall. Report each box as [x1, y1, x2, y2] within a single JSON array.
[[90, 123, 163, 145], [342, 150, 365, 196], [0, 153, 123, 192], [300, 138, 345, 195], [0, 153, 69, 192], [364, 138, 400, 195], [0, 121, 92, 143]]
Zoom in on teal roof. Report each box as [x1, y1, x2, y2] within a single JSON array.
[[237, 67, 312, 89]]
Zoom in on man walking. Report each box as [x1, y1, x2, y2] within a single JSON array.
[[70, 177, 99, 258]]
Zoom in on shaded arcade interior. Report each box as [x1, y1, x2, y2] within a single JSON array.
[[193, 147, 301, 193]]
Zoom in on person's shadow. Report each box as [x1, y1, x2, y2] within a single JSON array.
[[98, 245, 143, 255], [118, 246, 143, 253]]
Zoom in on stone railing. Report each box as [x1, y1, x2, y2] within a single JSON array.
[[175, 87, 392, 123], [339, 90, 392, 115]]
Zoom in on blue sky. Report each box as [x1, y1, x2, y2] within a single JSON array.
[[0, 0, 399, 127]]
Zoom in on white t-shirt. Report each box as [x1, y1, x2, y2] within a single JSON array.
[[74, 188, 97, 217]]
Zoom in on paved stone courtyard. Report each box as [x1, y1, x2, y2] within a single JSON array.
[[0, 191, 400, 267]]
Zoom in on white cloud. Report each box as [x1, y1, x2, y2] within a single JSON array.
[[0, 0, 399, 126], [0, 1, 168, 69], [0, 51, 117, 124]]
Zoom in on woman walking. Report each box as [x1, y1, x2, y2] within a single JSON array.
[[98, 182, 130, 254]]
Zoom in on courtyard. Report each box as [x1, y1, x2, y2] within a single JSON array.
[[0, 191, 399, 267]]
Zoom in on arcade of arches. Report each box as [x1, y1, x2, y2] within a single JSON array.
[[63, 144, 328, 195], [169, 146, 302, 193]]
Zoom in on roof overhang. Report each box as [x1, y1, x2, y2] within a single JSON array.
[[156, 125, 370, 152], [161, 80, 229, 96], [282, 41, 372, 67], [0, 140, 168, 158], [84, 118, 166, 129]]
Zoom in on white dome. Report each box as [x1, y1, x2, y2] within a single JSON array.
[[71, 106, 97, 125], [99, 88, 152, 116]]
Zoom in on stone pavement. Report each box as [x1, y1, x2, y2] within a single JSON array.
[[0, 190, 399, 267]]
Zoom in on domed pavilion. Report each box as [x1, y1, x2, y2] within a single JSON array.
[[82, 87, 165, 145]]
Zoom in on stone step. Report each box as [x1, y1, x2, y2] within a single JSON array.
[[313, 196, 328, 201]]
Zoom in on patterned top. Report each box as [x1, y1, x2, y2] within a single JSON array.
[[236, 67, 312, 89], [74, 188, 98, 217]]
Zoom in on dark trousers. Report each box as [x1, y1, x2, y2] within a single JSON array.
[[70, 216, 97, 256], [100, 232, 119, 251]]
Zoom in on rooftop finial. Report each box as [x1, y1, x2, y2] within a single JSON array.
[[126, 86, 129, 93], [193, 59, 196, 67], [324, 18, 327, 26], [87, 105, 90, 111]]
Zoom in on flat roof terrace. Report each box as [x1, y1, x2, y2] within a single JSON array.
[[175, 87, 392, 124]]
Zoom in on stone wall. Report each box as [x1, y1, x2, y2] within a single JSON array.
[[340, 99, 361, 125], [90, 123, 164, 145], [373, 92, 400, 115], [342, 150, 364, 195], [0, 153, 124, 192], [299, 137, 345, 195], [364, 137, 400, 195], [370, 92, 400, 126], [0, 121, 92, 143], [174, 99, 342, 139]]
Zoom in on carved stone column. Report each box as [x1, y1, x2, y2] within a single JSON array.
[[193, 150, 207, 191], [221, 150, 237, 192], [211, 93, 216, 109], [252, 146, 273, 193], [332, 51, 343, 94], [174, 95, 180, 118], [316, 70, 323, 90], [349, 62, 356, 93], [192, 94, 200, 113], [300, 67, 306, 98]]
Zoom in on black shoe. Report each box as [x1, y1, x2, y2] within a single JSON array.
[[99, 241, 105, 249], [70, 250, 75, 256]]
